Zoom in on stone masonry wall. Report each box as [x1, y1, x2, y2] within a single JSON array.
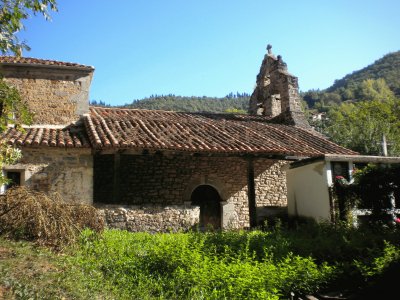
[[98, 205, 200, 233], [1, 66, 93, 125], [96, 155, 249, 229], [254, 159, 288, 207], [3, 148, 93, 204], [94, 154, 288, 230]]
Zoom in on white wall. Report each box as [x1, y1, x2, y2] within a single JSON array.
[[286, 161, 331, 221]]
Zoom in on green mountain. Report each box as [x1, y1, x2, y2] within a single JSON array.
[[302, 51, 400, 110], [120, 93, 250, 113], [327, 50, 400, 96]]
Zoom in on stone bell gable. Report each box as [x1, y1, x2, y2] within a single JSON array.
[[0, 56, 94, 125], [248, 45, 311, 129]]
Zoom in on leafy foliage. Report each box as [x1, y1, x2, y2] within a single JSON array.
[[333, 164, 400, 224], [0, 0, 57, 55], [71, 229, 335, 299], [0, 79, 32, 184], [323, 96, 400, 155], [67, 224, 400, 299], [0, 78, 32, 131], [1, 223, 400, 298]]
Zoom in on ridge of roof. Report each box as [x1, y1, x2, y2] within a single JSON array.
[[90, 106, 275, 122], [0, 56, 94, 70]]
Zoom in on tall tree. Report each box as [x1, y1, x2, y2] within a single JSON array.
[[0, 0, 57, 55]]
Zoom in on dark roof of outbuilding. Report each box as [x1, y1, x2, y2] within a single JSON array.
[[82, 107, 357, 157], [0, 56, 94, 70]]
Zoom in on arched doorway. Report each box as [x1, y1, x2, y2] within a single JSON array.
[[191, 185, 221, 229]]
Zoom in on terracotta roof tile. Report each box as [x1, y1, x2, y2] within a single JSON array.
[[85, 107, 357, 157], [0, 106, 358, 157], [1, 124, 91, 148], [0, 56, 94, 70]]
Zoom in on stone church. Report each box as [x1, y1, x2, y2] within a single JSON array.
[[0, 47, 356, 231]]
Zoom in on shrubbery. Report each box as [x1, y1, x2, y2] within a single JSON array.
[[334, 163, 400, 225], [65, 222, 400, 299]]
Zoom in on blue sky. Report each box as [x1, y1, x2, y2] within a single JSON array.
[[18, 0, 400, 105]]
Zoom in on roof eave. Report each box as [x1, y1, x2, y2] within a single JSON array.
[[289, 154, 400, 169], [0, 62, 94, 72]]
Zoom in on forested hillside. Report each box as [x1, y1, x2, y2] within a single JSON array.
[[120, 93, 250, 113], [328, 50, 400, 96], [303, 51, 400, 109], [306, 51, 400, 156]]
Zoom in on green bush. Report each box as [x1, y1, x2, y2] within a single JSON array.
[[62, 223, 400, 299], [3, 221, 400, 298], [68, 229, 335, 299]]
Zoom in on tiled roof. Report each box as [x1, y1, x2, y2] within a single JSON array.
[[1, 125, 91, 148], [84, 107, 357, 157], [0, 56, 94, 70]]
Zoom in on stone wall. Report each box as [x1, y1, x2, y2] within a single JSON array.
[[254, 159, 288, 207], [1, 65, 93, 125], [3, 148, 93, 204], [95, 154, 249, 228], [98, 204, 200, 233], [94, 154, 289, 230]]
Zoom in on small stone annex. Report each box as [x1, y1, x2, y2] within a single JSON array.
[[0, 46, 356, 231]]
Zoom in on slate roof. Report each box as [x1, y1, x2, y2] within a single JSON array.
[[0, 56, 94, 70], [82, 107, 357, 157]]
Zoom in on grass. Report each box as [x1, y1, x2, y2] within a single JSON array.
[[1, 222, 400, 299]]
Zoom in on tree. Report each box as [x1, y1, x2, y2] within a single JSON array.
[[0, 0, 57, 55], [323, 79, 400, 155], [0, 1, 52, 183], [325, 100, 400, 155], [355, 78, 394, 102], [0, 79, 32, 184]]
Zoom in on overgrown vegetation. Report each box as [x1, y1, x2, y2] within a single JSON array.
[[1, 222, 399, 299]]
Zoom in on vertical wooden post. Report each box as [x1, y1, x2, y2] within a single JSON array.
[[247, 157, 257, 228], [113, 152, 121, 203]]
